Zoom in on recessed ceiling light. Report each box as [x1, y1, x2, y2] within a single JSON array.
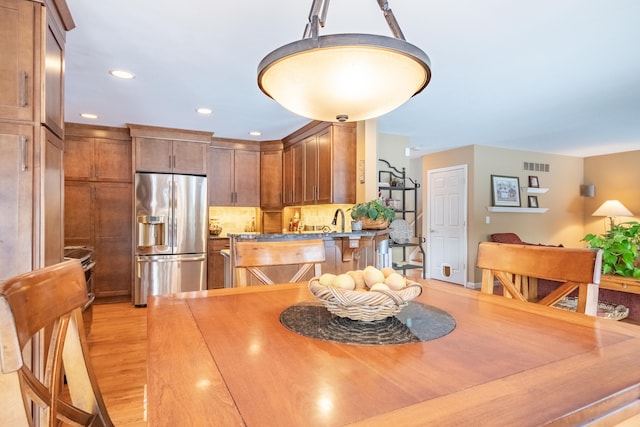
[[249, 131, 262, 136], [80, 113, 98, 119], [196, 107, 213, 115], [109, 69, 135, 79]]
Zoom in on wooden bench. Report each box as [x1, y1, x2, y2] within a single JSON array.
[[477, 242, 603, 316]]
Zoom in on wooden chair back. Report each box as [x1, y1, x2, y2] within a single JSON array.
[[233, 239, 326, 286], [477, 242, 603, 315], [0, 260, 113, 427]]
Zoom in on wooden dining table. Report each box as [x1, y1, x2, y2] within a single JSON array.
[[147, 279, 640, 426]]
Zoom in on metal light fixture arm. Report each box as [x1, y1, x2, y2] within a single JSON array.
[[303, 0, 406, 41]]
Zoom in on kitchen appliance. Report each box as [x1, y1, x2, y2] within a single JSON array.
[[63, 246, 96, 335], [134, 173, 207, 306]]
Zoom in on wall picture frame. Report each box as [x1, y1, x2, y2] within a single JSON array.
[[491, 175, 521, 207], [528, 175, 539, 188], [528, 195, 539, 208]]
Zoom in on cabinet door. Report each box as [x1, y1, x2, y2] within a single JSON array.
[[292, 143, 304, 205], [0, 0, 36, 122], [315, 128, 332, 204], [0, 123, 33, 281], [208, 147, 234, 205], [95, 138, 131, 181], [330, 124, 357, 204], [64, 181, 93, 247], [43, 4, 65, 137], [94, 182, 132, 298], [234, 150, 259, 207], [172, 140, 207, 175], [64, 135, 94, 180], [135, 137, 173, 173], [282, 147, 293, 205], [43, 127, 64, 266], [303, 136, 317, 204], [260, 150, 282, 209]]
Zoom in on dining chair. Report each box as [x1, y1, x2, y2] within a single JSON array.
[[477, 242, 603, 316], [233, 239, 326, 286], [0, 260, 113, 427]]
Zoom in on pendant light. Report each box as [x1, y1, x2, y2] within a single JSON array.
[[257, 0, 432, 123]]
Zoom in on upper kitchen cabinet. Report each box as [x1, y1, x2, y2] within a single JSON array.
[[42, 0, 68, 138], [209, 140, 260, 207], [0, 0, 36, 122], [0, 0, 71, 137], [283, 121, 356, 206], [0, 0, 74, 280], [65, 123, 131, 182], [282, 142, 304, 206], [128, 124, 211, 175], [260, 141, 284, 209]]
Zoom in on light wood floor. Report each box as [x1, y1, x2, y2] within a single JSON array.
[[87, 301, 147, 426]]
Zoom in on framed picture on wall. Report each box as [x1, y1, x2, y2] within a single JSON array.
[[528, 195, 539, 208], [528, 176, 539, 188], [491, 175, 521, 207]]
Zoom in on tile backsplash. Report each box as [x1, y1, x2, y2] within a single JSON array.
[[209, 204, 354, 235]]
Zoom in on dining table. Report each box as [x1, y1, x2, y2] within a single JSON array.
[[146, 279, 640, 426]]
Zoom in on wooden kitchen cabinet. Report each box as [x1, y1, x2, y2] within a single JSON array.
[[0, 0, 36, 122], [64, 124, 133, 300], [207, 238, 229, 289], [0, 122, 34, 282], [0, 0, 73, 280], [283, 142, 304, 206], [64, 181, 132, 299], [208, 146, 260, 206], [65, 124, 132, 182], [260, 148, 283, 209], [282, 121, 356, 206], [133, 137, 207, 175], [129, 124, 211, 175]]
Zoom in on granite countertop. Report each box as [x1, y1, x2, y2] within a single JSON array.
[[226, 229, 388, 241]]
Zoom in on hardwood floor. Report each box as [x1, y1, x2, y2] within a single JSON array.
[[87, 301, 147, 426]]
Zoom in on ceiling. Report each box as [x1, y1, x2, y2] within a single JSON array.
[[63, 0, 640, 157]]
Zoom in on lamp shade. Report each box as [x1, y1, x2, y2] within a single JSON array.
[[592, 200, 634, 218], [257, 33, 431, 123]]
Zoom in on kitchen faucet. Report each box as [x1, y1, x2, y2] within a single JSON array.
[[331, 208, 345, 233]]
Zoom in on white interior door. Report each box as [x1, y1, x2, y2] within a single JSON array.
[[427, 165, 467, 285]]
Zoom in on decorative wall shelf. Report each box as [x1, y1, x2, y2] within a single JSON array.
[[526, 187, 549, 194], [486, 207, 549, 213]]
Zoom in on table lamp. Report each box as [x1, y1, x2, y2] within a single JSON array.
[[592, 200, 634, 230]]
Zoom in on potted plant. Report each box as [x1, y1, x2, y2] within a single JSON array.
[[582, 221, 640, 278], [348, 199, 396, 230]]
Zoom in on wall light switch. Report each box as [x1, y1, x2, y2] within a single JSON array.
[[486, 216, 491, 224]]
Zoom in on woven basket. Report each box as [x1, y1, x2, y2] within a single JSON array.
[[358, 217, 389, 230], [308, 278, 422, 321]]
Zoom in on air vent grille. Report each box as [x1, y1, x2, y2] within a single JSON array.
[[523, 162, 550, 172]]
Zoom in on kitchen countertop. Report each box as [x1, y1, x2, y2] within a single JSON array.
[[224, 229, 388, 241]]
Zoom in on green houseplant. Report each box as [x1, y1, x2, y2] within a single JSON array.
[[348, 199, 396, 229], [582, 221, 640, 278]]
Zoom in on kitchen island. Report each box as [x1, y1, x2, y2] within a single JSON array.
[[147, 280, 640, 426], [222, 230, 390, 287]]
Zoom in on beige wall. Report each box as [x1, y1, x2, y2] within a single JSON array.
[[422, 145, 587, 285], [583, 151, 640, 237]]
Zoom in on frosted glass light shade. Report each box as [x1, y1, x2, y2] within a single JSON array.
[[258, 34, 431, 123]]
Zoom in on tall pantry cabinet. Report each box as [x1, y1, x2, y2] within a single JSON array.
[[64, 124, 133, 300], [0, 0, 74, 281]]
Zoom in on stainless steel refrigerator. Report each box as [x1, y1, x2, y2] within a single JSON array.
[[134, 173, 207, 306]]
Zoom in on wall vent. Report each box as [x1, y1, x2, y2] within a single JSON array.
[[523, 162, 550, 172]]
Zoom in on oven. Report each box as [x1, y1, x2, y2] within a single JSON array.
[[64, 246, 96, 335]]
